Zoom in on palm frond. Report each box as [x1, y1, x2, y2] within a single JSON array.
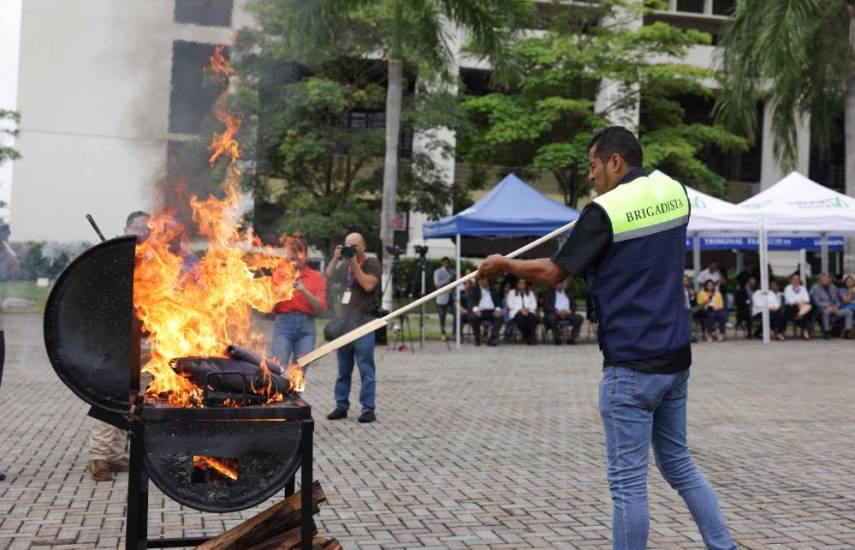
[[714, 0, 849, 169]]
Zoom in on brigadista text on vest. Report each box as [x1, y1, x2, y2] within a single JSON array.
[[588, 173, 691, 364]]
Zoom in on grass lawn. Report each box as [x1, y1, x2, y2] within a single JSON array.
[[0, 281, 51, 313]]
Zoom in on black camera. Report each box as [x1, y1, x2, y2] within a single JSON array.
[[414, 245, 429, 256], [341, 245, 356, 259]]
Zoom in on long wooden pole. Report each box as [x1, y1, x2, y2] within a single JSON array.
[[297, 219, 578, 367]]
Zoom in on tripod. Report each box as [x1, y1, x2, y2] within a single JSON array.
[[383, 246, 415, 353], [414, 247, 451, 351]]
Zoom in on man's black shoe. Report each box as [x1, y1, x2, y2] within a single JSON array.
[[474, 339, 481, 346], [553, 340, 561, 346], [326, 409, 347, 420], [358, 411, 376, 423], [0, 472, 5, 481], [823, 332, 831, 340], [487, 338, 498, 347], [568, 339, 577, 346]]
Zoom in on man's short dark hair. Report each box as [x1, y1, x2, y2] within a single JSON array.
[[126, 210, 150, 228], [441, 256, 450, 263], [588, 126, 643, 168]]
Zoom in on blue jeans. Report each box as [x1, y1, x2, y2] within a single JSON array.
[[703, 308, 727, 335], [269, 313, 317, 371], [599, 367, 735, 550], [334, 331, 376, 413]]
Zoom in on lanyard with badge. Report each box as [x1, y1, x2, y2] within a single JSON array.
[[342, 260, 361, 305]]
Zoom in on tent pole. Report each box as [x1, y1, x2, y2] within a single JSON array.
[[455, 234, 461, 349], [759, 220, 770, 344], [820, 232, 829, 275], [693, 232, 701, 292], [799, 249, 807, 283], [736, 250, 744, 275]]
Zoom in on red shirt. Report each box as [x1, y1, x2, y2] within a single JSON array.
[[275, 266, 328, 315]]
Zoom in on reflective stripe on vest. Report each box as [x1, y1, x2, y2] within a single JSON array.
[[593, 174, 689, 242]]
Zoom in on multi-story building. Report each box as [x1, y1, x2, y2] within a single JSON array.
[[8, 0, 844, 271], [10, 0, 252, 241]]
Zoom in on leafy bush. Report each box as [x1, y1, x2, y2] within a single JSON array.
[[11, 241, 90, 281]]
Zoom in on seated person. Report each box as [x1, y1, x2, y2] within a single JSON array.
[[734, 277, 756, 338], [467, 275, 503, 346], [752, 280, 787, 340], [459, 277, 473, 314], [840, 275, 855, 312], [500, 281, 512, 327], [697, 261, 723, 290], [783, 273, 813, 340], [810, 273, 854, 339], [506, 279, 539, 345], [543, 280, 583, 345], [683, 275, 700, 342], [697, 280, 728, 342]]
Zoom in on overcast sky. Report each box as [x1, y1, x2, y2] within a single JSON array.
[[0, 0, 22, 221]]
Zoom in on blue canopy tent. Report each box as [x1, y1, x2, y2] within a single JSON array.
[[423, 173, 580, 347], [423, 173, 580, 238]]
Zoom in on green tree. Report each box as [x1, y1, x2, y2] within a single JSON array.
[[0, 109, 20, 216], [0, 109, 20, 166], [714, 0, 855, 271], [458, 2, 747, 207], [309, 0, 531, 308], [232, 1, 473, 252]]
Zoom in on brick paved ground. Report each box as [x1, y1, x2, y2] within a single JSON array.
[[1, 313, 854, 549]]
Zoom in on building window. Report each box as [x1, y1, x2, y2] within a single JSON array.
[[809, 113, 845, 191], [174, 0, 233, 27], [169, 41, 228, 134], [712, 0, 735, 16], [460, 68, 493, 97], [640, 93, 763, 185], [348, 111, 413, 156], [676, 0, 705, 13]]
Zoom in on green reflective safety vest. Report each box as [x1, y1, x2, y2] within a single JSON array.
[[586, 172, 691, 366], [593, 174, 690, 242]]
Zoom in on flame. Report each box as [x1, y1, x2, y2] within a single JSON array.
[[288, 364, 305, 393], [208, 47, 240, 166], [134, 45, 304, 407], [193, 456, 238, 481]]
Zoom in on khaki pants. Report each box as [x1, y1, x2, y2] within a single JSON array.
[[89, 419, 126, 461]]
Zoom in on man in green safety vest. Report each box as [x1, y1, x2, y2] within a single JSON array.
[[478, 127, 735, 550]]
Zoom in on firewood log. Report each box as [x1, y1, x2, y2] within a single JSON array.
[[243, 523, 316, 550], [197, 481, 325, 550]]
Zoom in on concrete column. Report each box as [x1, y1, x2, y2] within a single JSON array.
[[594, 4, 642, 133], [760, 103, 810, 189]]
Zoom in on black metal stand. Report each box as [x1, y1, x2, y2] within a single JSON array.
[[125, 417, 315, 550]]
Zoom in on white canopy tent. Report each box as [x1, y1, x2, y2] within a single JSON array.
[[739, 171, 855, 274], [735, 172, 855, 342], [650, 170, 759, 295]]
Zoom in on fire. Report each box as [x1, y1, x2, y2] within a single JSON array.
[[193, 456, 238, 481], [288, 364, 305, 393], [134, 45, 303, 406], [207, 47, 240, 166]]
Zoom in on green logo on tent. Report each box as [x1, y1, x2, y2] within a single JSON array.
[[692, 196, 706, 209], [833, 197, 848, 208]]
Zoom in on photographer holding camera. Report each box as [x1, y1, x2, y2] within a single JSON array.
[[324, 233, 381, 423]]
